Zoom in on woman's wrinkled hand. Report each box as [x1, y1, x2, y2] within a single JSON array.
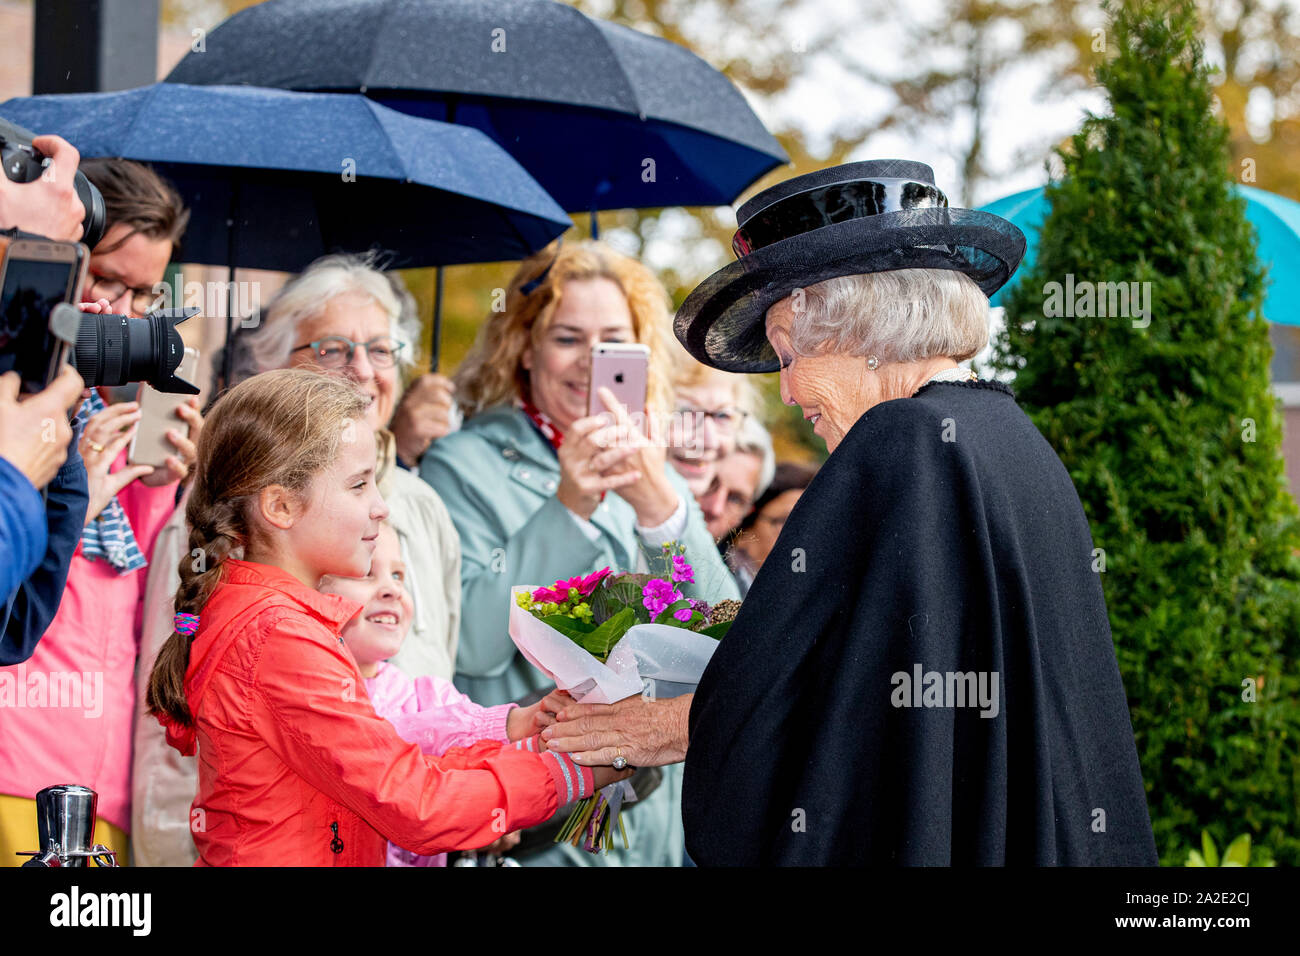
[[542, 694, 692, 768]]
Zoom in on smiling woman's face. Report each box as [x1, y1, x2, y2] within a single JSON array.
[[765, 297, 875, 454], [289, 294, 398, 432], [523, 277, 635, 431]]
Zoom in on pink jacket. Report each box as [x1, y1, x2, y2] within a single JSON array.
[[363, 661, 517, 867], [0, 455, 178, 833]]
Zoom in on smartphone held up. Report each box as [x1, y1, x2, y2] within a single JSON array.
[[588, 342, 649, 424], [129, 347, 200, 469]]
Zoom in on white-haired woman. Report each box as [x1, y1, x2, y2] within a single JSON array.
[[546, 160, 1157, 866], [130, 255, 462, 865]]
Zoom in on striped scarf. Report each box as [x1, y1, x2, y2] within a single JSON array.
[[78, 391, 147, 575]]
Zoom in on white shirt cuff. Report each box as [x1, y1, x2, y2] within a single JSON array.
[[635, 494, 688, 548], [567, 506, 604, 542]]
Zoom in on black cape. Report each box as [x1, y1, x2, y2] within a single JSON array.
[[683, 380, 1157, 865]]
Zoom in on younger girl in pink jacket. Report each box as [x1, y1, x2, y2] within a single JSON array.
[[320, 521, 570, 866]]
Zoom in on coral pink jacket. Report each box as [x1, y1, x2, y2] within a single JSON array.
[[161, 560, 585, 866]]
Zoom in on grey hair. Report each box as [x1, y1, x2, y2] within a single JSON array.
[[250, 252, 420, 374], [786, 268, 990, 364], [733, 414, 776, 499]]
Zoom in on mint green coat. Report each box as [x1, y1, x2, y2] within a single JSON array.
[[420, 404, 739, 867]]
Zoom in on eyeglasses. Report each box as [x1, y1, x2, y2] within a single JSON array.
[[87, 273, 161, 316], [290, 335, 405, 370], [676, 404, 750, 434]]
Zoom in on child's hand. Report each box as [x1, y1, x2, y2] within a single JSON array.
[[592, 764, 636, 790], [506, 688, 575, 741]]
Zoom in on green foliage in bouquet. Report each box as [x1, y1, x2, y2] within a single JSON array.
[[990, 0, 1300, 865], [519, 543, 738, 666]]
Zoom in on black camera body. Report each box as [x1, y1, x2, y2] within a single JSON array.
[[0, 117, 106, 250]]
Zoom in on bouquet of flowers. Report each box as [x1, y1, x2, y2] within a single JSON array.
[[509, 542, 740, 852]]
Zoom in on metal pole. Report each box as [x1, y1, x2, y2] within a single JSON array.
[[220, 184, 238, 393], [33, 0, 158, 95]]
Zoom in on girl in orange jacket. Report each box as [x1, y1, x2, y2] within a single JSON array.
[[146, 368, 626, 866]]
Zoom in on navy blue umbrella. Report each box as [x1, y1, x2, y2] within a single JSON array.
[[0, 82, 572, 377], [165, 0, 790, 219], [0, 82, 571, 271]]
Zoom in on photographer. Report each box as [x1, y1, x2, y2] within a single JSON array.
[[0, 130, 95, 665], [0, 158, 193, 867]]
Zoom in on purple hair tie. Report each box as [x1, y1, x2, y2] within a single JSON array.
[[174, 613, 201, 636]]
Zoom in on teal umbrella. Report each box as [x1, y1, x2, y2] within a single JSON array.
[[979, 184, 1300, 325]]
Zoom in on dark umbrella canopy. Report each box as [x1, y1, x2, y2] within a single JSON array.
[[165, 0, 789, 213], [0, 82, 572, 271]]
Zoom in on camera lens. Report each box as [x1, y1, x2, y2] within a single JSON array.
[[70, 307, 199, 394], [74, 174, 106, 249]]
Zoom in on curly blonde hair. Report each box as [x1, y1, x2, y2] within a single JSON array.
[[454, 240, 677, 418]]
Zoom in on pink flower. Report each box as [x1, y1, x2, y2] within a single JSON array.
[[670, 555, 694, 584], [642, 578, 682, 618], [532, 577, 577, 603], [532, 568, 612, 604], [577, 567, 612, 596], [673, 607, 693, 622]]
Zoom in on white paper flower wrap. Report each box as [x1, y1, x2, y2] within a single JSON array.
[[508, 586, 720, 705]]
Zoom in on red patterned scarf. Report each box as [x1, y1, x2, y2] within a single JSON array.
[[519, 396, 564, 451]]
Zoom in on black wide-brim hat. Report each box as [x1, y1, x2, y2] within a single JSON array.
[[674, 159, 1027, 373]]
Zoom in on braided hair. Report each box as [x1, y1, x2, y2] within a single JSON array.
[[146, 368, 368, 727]]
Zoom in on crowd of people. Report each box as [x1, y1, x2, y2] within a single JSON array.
[[0, 142, 808, 867], [3, 141, 1158, 867]]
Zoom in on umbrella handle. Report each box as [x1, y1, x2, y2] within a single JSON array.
[[431, 267, 443, 373]]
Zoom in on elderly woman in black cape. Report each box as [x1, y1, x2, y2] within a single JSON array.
[[543, 160, 1158, 866]]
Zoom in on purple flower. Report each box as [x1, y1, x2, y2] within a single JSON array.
[[673, 607, 693, 622], [642, 578, 682, 618], [670, 555, 694, 584], [688, 598, 712, 623]]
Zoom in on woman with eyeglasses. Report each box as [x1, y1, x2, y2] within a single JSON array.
[[129, 254, 466, 865], [665, 357, 761, 500]]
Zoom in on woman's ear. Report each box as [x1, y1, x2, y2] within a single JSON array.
[[255, 484, 303, 531], [521, 343, 533, 372]]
